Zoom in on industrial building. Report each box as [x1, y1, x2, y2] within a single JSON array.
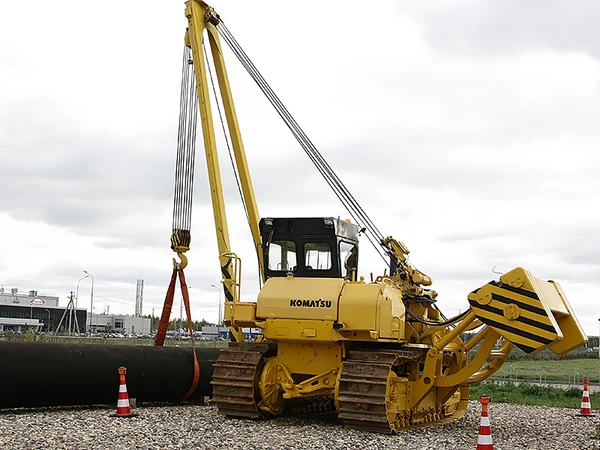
[[0, 288, 150, 335], [92, 313, 151, 335], [0, 288, 85, 333]]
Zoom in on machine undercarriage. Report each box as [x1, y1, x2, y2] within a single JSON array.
[[212, 342, 466, 433]]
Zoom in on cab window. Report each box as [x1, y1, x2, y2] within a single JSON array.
[[304, 242, 332, 270], [340, 241, 358, 278], [268, 240, 297, 271]]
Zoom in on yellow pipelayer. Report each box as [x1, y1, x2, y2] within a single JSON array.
[[177, 0, 587, 433]]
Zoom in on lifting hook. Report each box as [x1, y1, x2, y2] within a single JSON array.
[[173, 252, 189, 270]]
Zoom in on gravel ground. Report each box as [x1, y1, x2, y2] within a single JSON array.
[[0, 402, 598, 450]]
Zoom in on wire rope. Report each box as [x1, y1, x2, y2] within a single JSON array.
[[171, 45, 199, 250], [215, 21, 391, 267]]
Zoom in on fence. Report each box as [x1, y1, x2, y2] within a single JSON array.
[[494, 364, 599, 393]]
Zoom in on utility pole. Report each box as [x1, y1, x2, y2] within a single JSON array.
[[67, 291, 73, 334], [55, 292, 80, 336]]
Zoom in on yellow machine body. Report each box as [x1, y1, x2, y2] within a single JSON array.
[[215, 267, 586, 431]]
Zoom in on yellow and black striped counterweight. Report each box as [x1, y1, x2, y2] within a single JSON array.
[[468, 267, 587, 354]]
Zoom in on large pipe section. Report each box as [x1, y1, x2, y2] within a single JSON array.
[[0, 341, 220, 408]]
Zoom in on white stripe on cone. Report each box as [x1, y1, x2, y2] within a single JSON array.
[[477, 435, 493, 445], [119, 385, 128, 393], [117, 399, 130, 408]]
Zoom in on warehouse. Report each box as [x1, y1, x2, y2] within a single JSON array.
[[0, 288, 86, 333]]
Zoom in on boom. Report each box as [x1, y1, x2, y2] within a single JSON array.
[[185, 0, 265, 285]]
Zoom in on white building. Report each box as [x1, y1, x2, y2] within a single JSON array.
[[0, 288, 68, 332], [92, 313, 151, 335], [0, 288, 59, 307]]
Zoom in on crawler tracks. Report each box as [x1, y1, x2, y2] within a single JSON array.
[[210, 342, 274, 418], [212, 344, 465, 433], [337, 349, 423, 433]]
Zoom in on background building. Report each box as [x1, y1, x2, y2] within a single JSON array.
[[92, 313, 151, 335], [0, 288, 86, 333], [0, 287, 151, 335]]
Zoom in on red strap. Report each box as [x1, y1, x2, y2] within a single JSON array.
[[155, 268, 177, 346], [177, 268, 201, 401], [155, 267, 200, 400]]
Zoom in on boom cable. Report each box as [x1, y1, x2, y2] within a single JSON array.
[[215, 21, 391, 267]]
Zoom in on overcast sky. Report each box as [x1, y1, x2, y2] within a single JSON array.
[[1, 1, 598, 337]]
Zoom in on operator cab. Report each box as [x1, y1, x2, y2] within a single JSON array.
[[259, 217, 359, 279]]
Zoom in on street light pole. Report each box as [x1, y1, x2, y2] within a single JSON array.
[[76, 275, 89, 311], [598, 318, 600, 359], [44, 309, 51, 332], [75, 274, 89, 334], [83, 270, 94, 335], [211, 284, 222, 326]]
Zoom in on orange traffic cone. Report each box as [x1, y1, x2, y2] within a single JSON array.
[[577, 377, 594, 416], [111, 366, 138, 418], [476, 395, 494, 450]]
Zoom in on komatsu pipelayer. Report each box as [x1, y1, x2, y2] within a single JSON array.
[[171, 1, 588, 433]]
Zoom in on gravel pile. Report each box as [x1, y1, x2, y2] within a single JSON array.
[[0, 401, 598, 450]]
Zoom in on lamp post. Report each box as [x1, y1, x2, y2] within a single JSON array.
[[598, 318, 600, 359], [211, 284, 222, 326], [75, 274, 89, 334], [83, 270, 94, 335], [76, 275, 90, 311], [44, 309, 51, 332]]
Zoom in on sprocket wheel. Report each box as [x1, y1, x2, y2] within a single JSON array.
[[258, 357, 284, 415]]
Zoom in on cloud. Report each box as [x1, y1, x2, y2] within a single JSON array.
[[409, 0, 600, 60], [0, 0, 598, 335]]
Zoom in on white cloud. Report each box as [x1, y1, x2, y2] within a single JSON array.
[[0, 0, 598, 336]]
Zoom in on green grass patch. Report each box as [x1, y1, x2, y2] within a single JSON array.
[[470, 380, 600, 409], [492, 358, 600, 383]]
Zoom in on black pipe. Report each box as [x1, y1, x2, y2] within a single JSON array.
[[0, 341, 220, 408]]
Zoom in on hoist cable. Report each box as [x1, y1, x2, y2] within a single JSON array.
[[171, 44, 198, 255], [172, 46, 189, 230]]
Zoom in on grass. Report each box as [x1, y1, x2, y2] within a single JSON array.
[[492, 358, 600, 384], [470, 357, 600, 409], [469, 380, 600, 409]]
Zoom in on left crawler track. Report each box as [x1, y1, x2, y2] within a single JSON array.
[[211, 341, 275, 418]]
